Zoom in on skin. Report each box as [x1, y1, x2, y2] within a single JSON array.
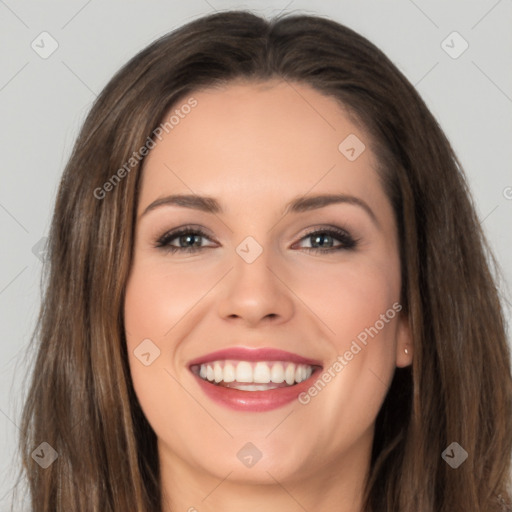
[[123, 79, 413, 512]]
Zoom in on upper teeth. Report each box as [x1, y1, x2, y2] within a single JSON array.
[[198, 360, 313, 385]]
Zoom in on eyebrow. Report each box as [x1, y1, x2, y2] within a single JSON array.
[[140, 193, 379, 227]]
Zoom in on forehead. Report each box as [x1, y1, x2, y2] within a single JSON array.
[[138, 79, 386, 215]]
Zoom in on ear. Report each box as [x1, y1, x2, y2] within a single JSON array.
[[395, 311, 413, 368]]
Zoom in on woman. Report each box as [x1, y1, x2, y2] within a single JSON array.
[[16, 10, 512, 512]]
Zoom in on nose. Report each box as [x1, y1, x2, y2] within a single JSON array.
[[216, 245, 295, 328]]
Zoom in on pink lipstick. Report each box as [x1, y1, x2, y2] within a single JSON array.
[[189, 347, 322, 412]]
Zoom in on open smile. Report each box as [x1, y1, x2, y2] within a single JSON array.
[[189, 347, 323, 411]]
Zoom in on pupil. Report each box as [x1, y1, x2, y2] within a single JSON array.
[[182, 234, 200, 247], [313, 234, 331, 248]]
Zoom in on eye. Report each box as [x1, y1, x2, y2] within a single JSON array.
[[155, 225, 216, 254], [154, 225, 358, 254], [294, 226, 358, 253]]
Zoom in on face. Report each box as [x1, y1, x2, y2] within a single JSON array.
[[123, 79, 412, 492]]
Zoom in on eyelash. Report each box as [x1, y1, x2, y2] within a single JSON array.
[[154, 224, 359, 254]]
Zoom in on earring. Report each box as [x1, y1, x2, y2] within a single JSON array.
[[404, 347, 409, 355]]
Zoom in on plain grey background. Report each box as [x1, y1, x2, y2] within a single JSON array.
[[1, 0, 511, 509]]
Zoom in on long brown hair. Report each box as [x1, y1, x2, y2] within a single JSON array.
[[15, 10, 512, 511]]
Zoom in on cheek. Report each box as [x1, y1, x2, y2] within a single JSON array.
[[123, 258, 229, 417], [290, 251, 401, 346], [291, 253, 401, 426], [123, 263, 201, 444], [124, 258, 219, 343]]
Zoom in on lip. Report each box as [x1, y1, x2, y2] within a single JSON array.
[[189, 347, 323, 412]]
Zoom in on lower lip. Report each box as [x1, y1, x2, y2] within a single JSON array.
[[192, 371, 320, 412]]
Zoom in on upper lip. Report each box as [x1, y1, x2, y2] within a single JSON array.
[[188, 347, 323, 368]]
